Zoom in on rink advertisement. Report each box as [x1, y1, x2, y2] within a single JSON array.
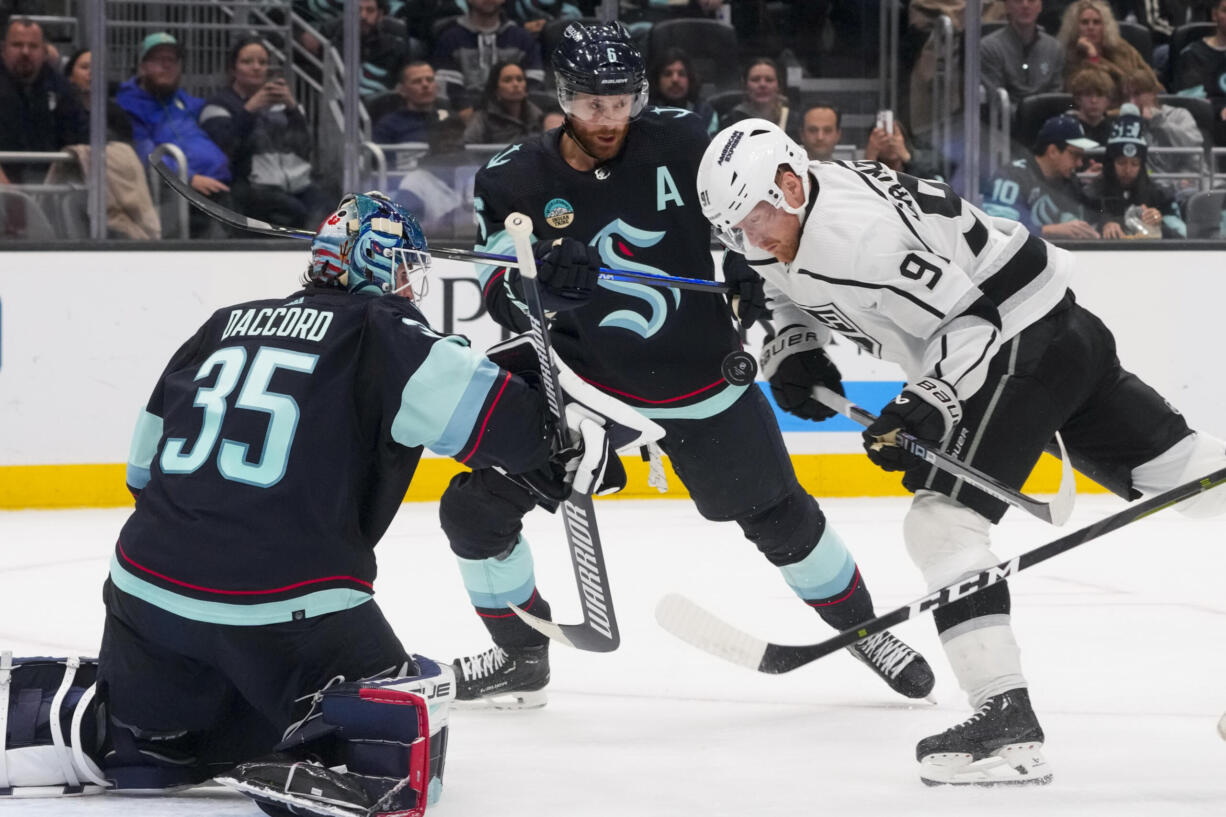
[[1, 249, 1221, 508]]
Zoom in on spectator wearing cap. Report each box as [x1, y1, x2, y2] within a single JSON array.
[[982, 113, 1101, 238], [980, 0, 1065, 108], [1122, 66, 1204, 192], [116, 31, 232, 232], [647, 47, 718, 137], [0, 17, 88, 185], [1085, 103, 1187, 238], [433, 0, 544, 120], [199, 37, 328, 231]]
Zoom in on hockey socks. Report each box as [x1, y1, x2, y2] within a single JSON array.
[[779, 526, 875, 630], [455, 536, 552, 649]]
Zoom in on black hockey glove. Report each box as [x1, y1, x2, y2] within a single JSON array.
[[760, 325, 844, 421], [863, 378, 963, 472], [560, 404, 627, 496], [531, 237, 602, 312], [723, 251, 765, 326]]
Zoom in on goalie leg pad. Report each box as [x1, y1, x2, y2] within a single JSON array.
[[219, 656, 455, 817], [1, 653, 110, 797]]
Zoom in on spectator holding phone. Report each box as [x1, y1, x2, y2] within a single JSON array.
[[863, 110, 943, 180], [199, 36, 328, 230]]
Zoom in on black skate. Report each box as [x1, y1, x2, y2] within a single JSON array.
[[846, 630, 935, 700], [916, 687, 1051, 786], [452, 644, 549, 710]]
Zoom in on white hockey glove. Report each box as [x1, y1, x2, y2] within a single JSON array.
[[863, 378, 963, 472], [562, 403, 626, 496]]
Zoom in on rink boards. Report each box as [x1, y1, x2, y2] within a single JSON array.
[[1, 247, 1220, 508]]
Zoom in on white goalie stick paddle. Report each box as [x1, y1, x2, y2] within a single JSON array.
[[657, 466, 1226, 674], [503, 212, 620, 652], [814, 386, 1075, 526], [151, 162, 723, 293]]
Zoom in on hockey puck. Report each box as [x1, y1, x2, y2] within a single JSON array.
[[721, 350, 758, 386]]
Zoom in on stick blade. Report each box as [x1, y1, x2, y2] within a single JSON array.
[[507, 603, 620, 653], [1046, 431, 1076, 526], [654, 593, 769, 671]]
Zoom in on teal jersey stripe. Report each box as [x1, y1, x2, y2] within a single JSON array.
[[638, 383, 747, 420], [126, 408, 163, 490], [455, 536, 536, 609], [109, 554, 373, 625], [391, 338, 497, 453], [778, 526, 858, 600]]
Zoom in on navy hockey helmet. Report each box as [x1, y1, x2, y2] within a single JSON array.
[[309, 192, 431, 300], [552, 21, 649, 121]]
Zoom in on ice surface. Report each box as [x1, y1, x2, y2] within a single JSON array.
[[1, 494, 1224, 816]]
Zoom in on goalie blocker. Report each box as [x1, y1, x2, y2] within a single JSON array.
[[1, 651, 455, 817]]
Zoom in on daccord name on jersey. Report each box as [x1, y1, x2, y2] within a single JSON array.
[[221, 306, 334, 342]]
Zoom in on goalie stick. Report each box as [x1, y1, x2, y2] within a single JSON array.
[[656, 466, 1226, 674], [502, 212, 620, 653], [151, 163, 724, 294], [814, 386, 1075, 526]]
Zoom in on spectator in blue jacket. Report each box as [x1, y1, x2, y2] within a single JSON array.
[[117, 32, 231, 235], [433, 0, 544, 119]]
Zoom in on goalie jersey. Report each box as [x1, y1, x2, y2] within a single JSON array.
[[114, 286, 551, 625], [754, 161, 1074, 403], [472, 108, 743, 419]]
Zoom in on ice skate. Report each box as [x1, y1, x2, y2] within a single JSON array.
[[916, 687, 1051, 786], [846, 630, 935, 700], [452, 644, 549, 710]]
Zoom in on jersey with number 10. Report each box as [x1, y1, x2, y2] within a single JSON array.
[[112, 286, 551, 625], [471, 109, 743, 419], [754, 160, 1074, 403]]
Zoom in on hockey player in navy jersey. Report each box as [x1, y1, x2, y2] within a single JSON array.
[[697, 118, 1226, 786], [441, 20, 934, 709], [0, 194, 626, 815]]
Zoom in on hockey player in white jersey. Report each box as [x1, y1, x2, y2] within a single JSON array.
[[696, 118, 1226, 786]]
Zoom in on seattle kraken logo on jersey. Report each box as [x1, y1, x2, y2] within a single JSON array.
[[591, 219, 680, 338]]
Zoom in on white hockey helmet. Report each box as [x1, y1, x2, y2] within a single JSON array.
[[697, 118, 811, 253]]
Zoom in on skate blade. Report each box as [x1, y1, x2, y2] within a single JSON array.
[[919, 742, 1051, 787], [454, 688, 548, 711]]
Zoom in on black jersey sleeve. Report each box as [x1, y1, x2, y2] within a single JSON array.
[[472, 156, 534, 335], [366, 298, 550, 474]]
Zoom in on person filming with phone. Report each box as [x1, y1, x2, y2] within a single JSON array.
[[863, 109, 942, 180], [199, 36, 329, 230]]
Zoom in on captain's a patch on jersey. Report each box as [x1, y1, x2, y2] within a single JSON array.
[[544, 198, 575, 229]]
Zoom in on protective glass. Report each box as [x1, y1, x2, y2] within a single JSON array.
[[391, 246, 431, 301], [557, 79, 648, 124]]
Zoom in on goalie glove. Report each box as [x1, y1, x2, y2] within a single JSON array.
[[561, 403, 626, 496], [863, 378, 963, 472], [760, 325, 844, 421]]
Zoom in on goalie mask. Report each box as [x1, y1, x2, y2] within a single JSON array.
[[308, 193, 431, 301], [696, 119, 812, 254], [552, 21, 648, 123]]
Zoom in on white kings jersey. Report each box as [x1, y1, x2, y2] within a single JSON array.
[[750, 160, 1075, 402]]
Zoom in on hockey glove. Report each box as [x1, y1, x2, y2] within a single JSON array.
[[532, 237, 602, 312], [760, 325, 844, 421], [561, 403, 626, 496], [862, 378, 963, 472], [723, 251, 765, 326]]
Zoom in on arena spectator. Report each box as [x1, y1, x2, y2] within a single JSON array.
[[199, 37, 328, 231], [319, 0, 418, 97], [116, 32, 232, 237], [1123, 66, 1204, 190], [1068, 64, 1113, 172], [0, 17, 87, 184], [647, 46, 717, 136], [1085, 103, 1187, 237], [980, 0, 1065, 105], [1173, 0, 1226, 144], [1058, 0, 1158, 104], [542, 106, 564, 131], [463, 60, 544, 144], [505, 0, 583, 34], [982, 113, 1101, 238], [799, 101, 841, 161], [719, 58, 800, 140], [64, 48, 133, 142], [433, 0, 544, 118], [862, 116, 943, 179], [372, 60, 462, 152]]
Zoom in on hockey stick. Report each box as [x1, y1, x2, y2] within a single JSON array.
[[151, 162, 724, 293], [656, 466, 1226, 674], [814, 386, 1075, 526], [502, 212, 620, 653]]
